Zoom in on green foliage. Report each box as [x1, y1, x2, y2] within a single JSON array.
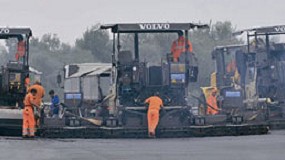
[[29, 34, 95, 100], [119, 32, 176, 64], [211, 21, 235, 41], [4, 38, 18, 61], [75, 24, 112, 62]]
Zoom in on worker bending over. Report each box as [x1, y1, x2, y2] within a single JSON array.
[[28, 81, 45, 107], [171, 31, 193, 62], [28, 81, 45, 126], [206, 88, 219, 115], [145, 92, 163, 138], [22, 88, 39, 138]]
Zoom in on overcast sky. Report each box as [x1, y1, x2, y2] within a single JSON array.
[[1, 0, 285, 44]]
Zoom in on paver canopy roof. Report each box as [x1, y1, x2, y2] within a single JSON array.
[[233, 25, 285, 36], [0, 27, 32, 38], [101, 23, 209, 33]]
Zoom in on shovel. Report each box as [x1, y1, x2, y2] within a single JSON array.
[[65, 112, 102, 126]]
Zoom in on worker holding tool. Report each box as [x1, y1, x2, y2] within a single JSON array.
[[171, 31, 193, 62], [22, 88, 39, 138], [145, 92, 163, 138], [28, 81, 45, 126], [207, 88, 219, 115]]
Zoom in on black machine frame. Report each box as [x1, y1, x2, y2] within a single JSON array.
[[234, 25, 285, 54], [101, 23, 209, 106], [212, 44, 246, 88], [209, 25, 285, 113], [100, 23, 210, 128], [0, 27, 32, 107], [101, 23, 208, 65], [0, 27, 32, 66], [237, 25, 285, 99]]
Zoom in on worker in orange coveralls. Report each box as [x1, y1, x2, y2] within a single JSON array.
[[28, 81, 45, 107], [22, 88, 39, 138], [15, 38, 26, 62], [206, 88, 219, 115], [145, 92, 163, 138], [171, 31, 193, 62], [28, 81, 45, 127], [226, 59, 237, 74]]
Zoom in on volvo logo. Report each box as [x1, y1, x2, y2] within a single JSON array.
[[139, 23, 170, 30], [274, 26, 285, 32], [0, 28, 10, 34]]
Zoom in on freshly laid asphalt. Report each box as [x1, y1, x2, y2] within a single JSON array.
[[0, 130, 284, 160]]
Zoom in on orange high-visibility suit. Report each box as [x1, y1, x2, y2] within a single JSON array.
[[22, 93, 36, 137], [15, 41, 26, 61], [206, 93, 219, 115], [226, 59, 237, 73], [28, 84, 45, 106], [171, 36, 193, 62], [145, 96, 163, 135]]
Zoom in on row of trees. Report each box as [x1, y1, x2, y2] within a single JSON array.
[[0, 21, 242, 98]]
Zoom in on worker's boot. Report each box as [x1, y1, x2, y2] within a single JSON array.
[[22, 135, 29, 139], [148, 132, 156, 138]]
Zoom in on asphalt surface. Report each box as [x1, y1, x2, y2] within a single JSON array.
[[0, 130, 284, 160]]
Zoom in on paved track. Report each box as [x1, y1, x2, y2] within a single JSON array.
[[0, 130, 284, 160]]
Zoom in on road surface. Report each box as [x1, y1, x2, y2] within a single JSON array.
[[0, 130, 284, 160]]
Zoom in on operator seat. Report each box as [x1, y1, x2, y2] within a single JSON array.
[[148, 66, 163, 86], [118, 50, 133, 96], [118, 50, 133, 65]]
